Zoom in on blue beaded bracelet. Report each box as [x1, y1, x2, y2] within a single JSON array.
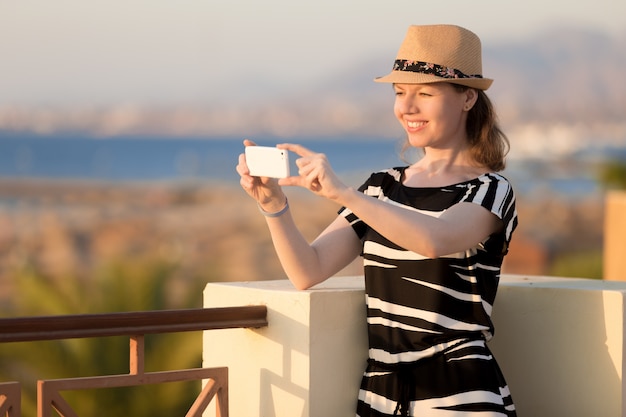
[[258, 198, 289, 218]]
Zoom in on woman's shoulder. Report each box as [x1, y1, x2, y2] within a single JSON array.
[[365, 166, 407, 184], [470, 172, 515, 193], [357, 167, 407, 195]]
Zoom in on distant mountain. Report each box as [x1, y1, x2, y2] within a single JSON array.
[[1, 28, 624, 144], [483, 28, 626, 125]]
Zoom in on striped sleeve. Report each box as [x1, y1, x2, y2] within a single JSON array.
[[459, 173, 518, 245]]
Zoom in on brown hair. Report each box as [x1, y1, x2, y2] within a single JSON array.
[[459, 86, 509, 172]]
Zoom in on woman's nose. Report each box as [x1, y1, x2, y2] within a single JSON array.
[[397, 96, 418, 114]]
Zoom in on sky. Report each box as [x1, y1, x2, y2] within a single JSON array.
[[1, 0, 624, 108]]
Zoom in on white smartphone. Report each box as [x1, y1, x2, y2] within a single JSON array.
[[245, 146, 290, 178]]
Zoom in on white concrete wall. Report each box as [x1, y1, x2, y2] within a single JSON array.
[[203, 275, 626, 417], [202, 276, 367, 417], [490, 275, 626, 417]]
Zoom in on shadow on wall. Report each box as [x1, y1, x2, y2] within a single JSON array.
[[259, 308, 310, 417]]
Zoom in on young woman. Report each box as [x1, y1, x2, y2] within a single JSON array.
[[237, 24, 518, 417]]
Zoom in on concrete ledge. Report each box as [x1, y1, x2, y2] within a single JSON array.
[[203, 275, 626, 417]]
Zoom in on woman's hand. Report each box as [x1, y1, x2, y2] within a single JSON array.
[[236, 139, 286, 212], [277, 143, 349, 202]]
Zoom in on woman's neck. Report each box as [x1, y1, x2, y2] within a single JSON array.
[[402, 150, 488, 188]]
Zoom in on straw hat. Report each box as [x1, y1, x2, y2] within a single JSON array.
[[375, 24, 493, 90]]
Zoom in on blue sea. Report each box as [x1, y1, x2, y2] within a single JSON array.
[[0, 132, 615, 198], [0, 134, 404, 184]]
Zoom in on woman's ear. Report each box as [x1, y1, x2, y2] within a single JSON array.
[[463, 88, 479, 111]]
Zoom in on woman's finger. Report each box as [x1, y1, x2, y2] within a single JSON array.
[[277, 143, 316, 158], [236, 153, 250, 175], [278, 175, 304, 187]]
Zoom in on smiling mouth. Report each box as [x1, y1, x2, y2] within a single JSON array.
[[407, 121, 426, 129]]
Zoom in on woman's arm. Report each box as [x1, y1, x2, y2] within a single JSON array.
[[264, 212, 362, 290], [336, 188, 501, 258]]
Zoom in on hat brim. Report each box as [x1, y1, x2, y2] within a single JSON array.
[[374, 70, 493, 90]]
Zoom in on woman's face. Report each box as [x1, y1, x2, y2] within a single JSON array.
[[393, 82, 476, 151]]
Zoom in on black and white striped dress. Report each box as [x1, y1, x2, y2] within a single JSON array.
[[339, 167, 518, 417]]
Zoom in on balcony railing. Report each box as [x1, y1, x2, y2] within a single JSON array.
[[0, 306, 268, 417]]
